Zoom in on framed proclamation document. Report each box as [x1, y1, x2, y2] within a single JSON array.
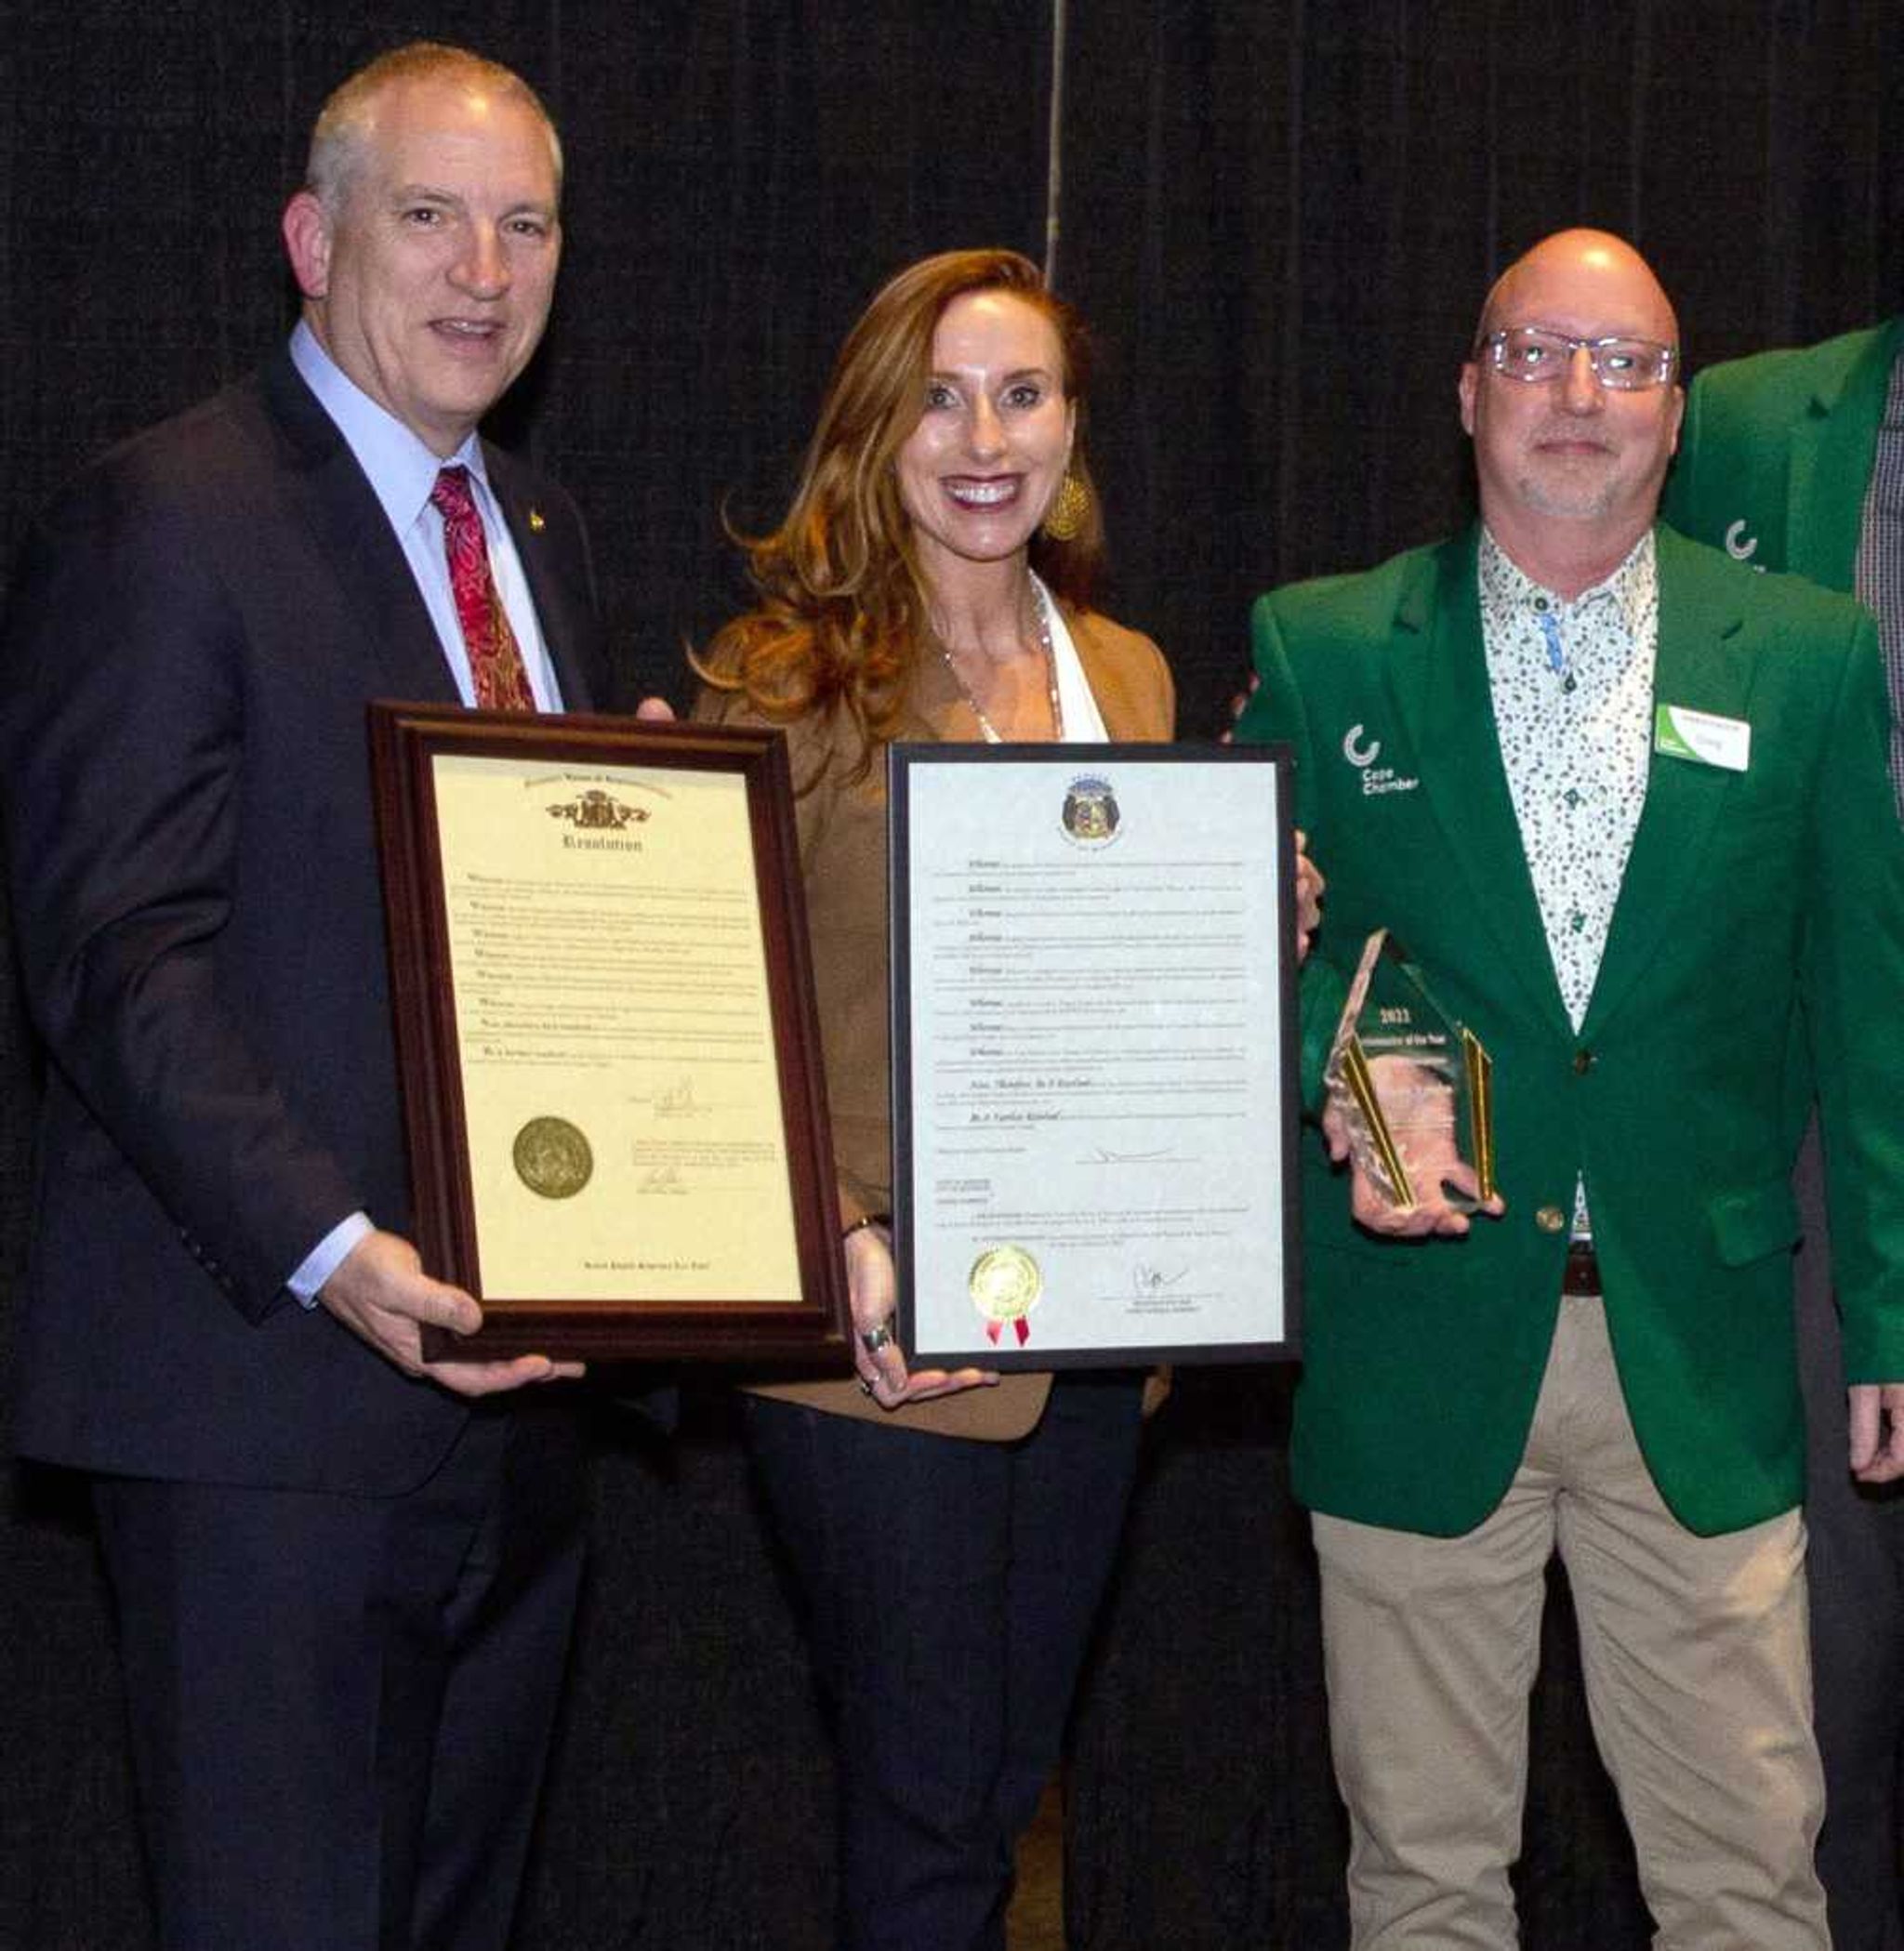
[[369, 704, 848, 1363], [890, 744, 1300, 1370]]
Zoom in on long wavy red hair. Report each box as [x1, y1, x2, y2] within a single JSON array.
[[697, 249, 1104, 754]]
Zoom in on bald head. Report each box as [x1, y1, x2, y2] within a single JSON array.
[[1474, 229, 1678, 354], [1458, 228, 1685, 596]]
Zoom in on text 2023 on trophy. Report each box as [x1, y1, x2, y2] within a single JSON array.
[[1324, 929, 1496, 1213]]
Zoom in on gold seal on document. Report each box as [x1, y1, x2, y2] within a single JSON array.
[[969, 1245, 1041, 1347], [512, 1116, 594, 1200]]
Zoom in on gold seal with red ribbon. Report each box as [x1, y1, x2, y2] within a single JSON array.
[[969, 1244, 1041, 1346]]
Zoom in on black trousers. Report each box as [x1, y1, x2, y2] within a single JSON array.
[[747, 1372, 1145, 1951], [92, 1395, 587, 1951], [1795, 1126, 1904, 1951]]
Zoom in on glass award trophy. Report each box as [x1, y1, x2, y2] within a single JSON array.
[[1324, 929, 1496, 1213]]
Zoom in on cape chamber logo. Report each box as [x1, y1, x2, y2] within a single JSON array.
[[1724, 520, 1767, 573], [1341, 724, 1418, 797]]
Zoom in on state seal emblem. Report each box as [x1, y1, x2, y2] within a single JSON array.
[[1062, 776, 1119, 845], [512, 1116, 594, 1200]]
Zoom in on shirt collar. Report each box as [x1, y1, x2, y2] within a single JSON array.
[[289, 322, 488, 535], [1477, 524, 1657, 643]]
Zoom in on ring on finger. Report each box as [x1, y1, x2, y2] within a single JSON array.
[[858, 1318, 896, 1355]]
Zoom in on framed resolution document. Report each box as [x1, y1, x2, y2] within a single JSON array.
[[370, 705, 847, 1363], [891, 744, 1300, 1370]]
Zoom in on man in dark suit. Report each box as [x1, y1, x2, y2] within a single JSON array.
[[1236, 231, 1904, 1948], [1664, 316, 1904, 1951], [0, 42, 628, 1951]]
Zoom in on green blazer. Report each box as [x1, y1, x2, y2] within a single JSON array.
[[1664, 318, 1902, 592], [1235, 524, 1904, 1537]]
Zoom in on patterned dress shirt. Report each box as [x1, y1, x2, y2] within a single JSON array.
[[1479, 525, 1659, 1236]]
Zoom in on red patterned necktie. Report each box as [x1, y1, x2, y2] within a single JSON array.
[[430, 464, 536, 711]]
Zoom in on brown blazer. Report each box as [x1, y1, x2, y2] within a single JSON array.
[[700, 606, 1176, 1438]]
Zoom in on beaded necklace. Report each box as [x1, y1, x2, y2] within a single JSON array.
[[937, 582, 1063, 743]]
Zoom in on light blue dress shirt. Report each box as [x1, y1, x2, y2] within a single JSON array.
[[284, 323, 565, 1304]]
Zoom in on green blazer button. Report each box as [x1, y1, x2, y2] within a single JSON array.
[[1535, 1206, 1567, 1233], [1572, 1048, 1595, 1074]]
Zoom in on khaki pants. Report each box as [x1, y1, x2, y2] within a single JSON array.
[[1314, 1296, 1828, 1950]]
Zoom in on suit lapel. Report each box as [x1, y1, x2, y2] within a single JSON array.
[[258, 351, 456, 705], [1395, 534, 1567, 1027], [1068, 610, 1154, 739], [1786, 317, 1900, 588], [484, 449, 603, 713], [1584, 530, 1750, 1035]]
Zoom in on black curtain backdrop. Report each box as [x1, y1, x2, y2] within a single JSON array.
[[3, 4, 1901, 1946]]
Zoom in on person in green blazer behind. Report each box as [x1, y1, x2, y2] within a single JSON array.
[[1666, 317, 1901, 599], [1664, 312, 1904, 1951], [1236, 231, 1904, 1950]]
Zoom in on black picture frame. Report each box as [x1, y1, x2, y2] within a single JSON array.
[[889, 742, 1301, 1370]]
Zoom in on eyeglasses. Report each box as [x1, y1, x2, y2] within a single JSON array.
[[1475, 325, 1678, 392]]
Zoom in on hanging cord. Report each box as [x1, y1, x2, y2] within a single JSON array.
[[1043, 0, 1067, 288]]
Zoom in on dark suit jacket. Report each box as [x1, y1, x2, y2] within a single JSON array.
[[0, 347, 607, 1493], [1236, 524, 1904, 1537], [1664, 317, 1902, 589], [700, 609, 1175, 1440]]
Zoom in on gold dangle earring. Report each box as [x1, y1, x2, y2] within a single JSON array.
[[1040, 470, 1090, 542]]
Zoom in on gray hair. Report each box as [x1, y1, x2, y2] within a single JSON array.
[[304, 42, 563, 212]]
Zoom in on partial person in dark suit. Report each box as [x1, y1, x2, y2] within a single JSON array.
[[1665, 316, 1904, 1951], [0, 42, 654, 1951]]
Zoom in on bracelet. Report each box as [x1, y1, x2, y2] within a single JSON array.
[[841, 1212, 892, 1239]]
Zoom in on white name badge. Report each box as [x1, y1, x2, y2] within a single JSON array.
[[1653, 704, 1751, 772]]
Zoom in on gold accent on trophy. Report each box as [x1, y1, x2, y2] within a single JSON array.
[[1325, 930, 1496, 1213]]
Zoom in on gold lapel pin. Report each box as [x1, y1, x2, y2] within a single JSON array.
[[528, 508, 547, 532]]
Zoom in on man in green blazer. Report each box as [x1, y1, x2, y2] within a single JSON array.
[[1666, 318, 1901, 599], [1663, 314, 1904, 1951], [1236, 231, 1904, 1950]]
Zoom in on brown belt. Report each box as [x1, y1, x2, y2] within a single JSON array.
[[1563, 1240, 1601, 1297]]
